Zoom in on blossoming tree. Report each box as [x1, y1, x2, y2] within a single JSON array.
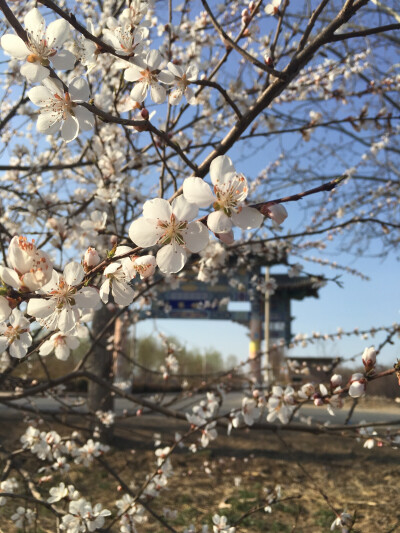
[[0, 0, 399, 530]]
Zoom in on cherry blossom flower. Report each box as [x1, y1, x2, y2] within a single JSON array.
[[0, 477, 18, 506], [348, 373, 366, 398], [11, 507, 36, 529], [0, 236, 53, 292], [103, 23, 146, 56], [26, 262, 100, 335], [39, 333, 80, 361], [212, 514, 235, 533], [124, 50, 174, 104], [183, 155, 263, 234], [267, 386, 295, 424], [100, 262, 136, 306], [265, 0, 281, 16], [48, 482, 69, 503], [167, 63, 198, 105], [28, 77, 94, 142], [129, 196, 209, 274], [0, 309, 32, 359], [241, 396, 260, 425], [330, 512, 353, 532], [60, 498, 111, 532], [1, 8, 74, 83]]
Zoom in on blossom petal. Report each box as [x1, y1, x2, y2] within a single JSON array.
[[75, 106, 94, 131], [58, 307, 79, 333], [51, 49, 76, 70], [75, 287, 100, 308], [146, 49, 161, 70], [21, 62, 49, 83], [172, 195, 198, 221], [100, 279, 110, 304], [61, 114, 79, 142], [27, 298, 56, 319], [143, 198, 172, 220], [0, 296, 11, 322], [124, 65, 143, 82], [28, 85, 53, 106], [69, 77, 90, 101], [39, 339, 54, 356], [45, 19, 70, 48], [183, 177, 214, 208], [64, 262, 84, 286], [232, 206, 263, 230], [55, 343, 70, 361], [129, 218, 160, 247], [24, 8, 45, 39], [0, 34, 29, 59], [156, 244, 186, 274], [209, 155, 236, 186], [207, 210, 232, 234], [36, 112, 61, 134], [150, 83, 166, 104], [130, 81, 148, 102], [112, 280, 135, 306], [0, 265, 21, 289], [184, 221, 209, 253]]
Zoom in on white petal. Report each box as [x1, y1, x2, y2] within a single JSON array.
[[207, 210, 232, 234], [66, 336, 80, 350], [10, 342, 27, 359], [39, 339, 54, 356], [130, 82, 148, 103], [51, 49, 76, 70], [158, 71, 174, 84], [45, 19, 70, 48], [186, 64, 199, 81], [232, 206, 263, 230], [183, 177, 214, 208], [150, 83, 166, 104], [27, 298, 56, 319], [167, 62, 183, 77], [146, 49, 161, 70], [209, 155, 236, 186], [55, 343, 70, 361], [0, 265, 21, 289], [143, 198, 172, 220], [184, 221, 209, 253], [74, 287, 100, 308], [24, 8, 45, 38], [129, 218, 161, 248], [64, 262, 84, 286], [124, 65, 143, 82], [169, 89, 183, 105], [0, 296, 11, 322], [36, 112, 61, 134], [156, 244, 186, 274], [111, 280, 134, 306], [69, 77, 90, 101], [61, 114, 79, 142], [58, 307, 78, 333], [75, 106, 94, 131], [28, 85, 53, 106], [21, 62, 49, 83], [0, 34, 29, 59], [100, 279, 110, 304], [172, 195, 198, 221]]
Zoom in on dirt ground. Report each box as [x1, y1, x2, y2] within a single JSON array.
[[0, 409, 399, 533]]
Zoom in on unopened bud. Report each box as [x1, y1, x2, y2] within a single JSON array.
[[83, 247, 100, 271]]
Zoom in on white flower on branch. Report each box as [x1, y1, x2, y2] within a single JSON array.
[[103, 23, 146, 56], [125, 50, 175, 104], [348, 373, 366, 398], [0, 309, 32, 359], [0, 296, 11, 323], [129, 196, 209, 274], [39, 332, 81, 361], [267, 204, 288, 225], [1, 8, 74, 83], [212, 514, 235, 533], [60, 498, 111, 532], [183, 155, 263, 235], [267, 386, 295, 424], [167, 62, 198, 105], [0, 477, 18, 506], [28, 77, 94, 143], [11, 507, 36, 530], [0, 236, 53, 292], [362, 346, 377, 371], [27, 262, 100, 335]]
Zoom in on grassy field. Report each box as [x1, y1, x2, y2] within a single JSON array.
[[0, 411, 399, 532]]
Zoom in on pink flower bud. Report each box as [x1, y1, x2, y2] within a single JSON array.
[[362, 346, 376, 369], [84, 247, 100, 268], [267, 204, 288, 225], [314, 397, 324, 407], [349, 373, 366, 398], [330, 373, 342, 387]]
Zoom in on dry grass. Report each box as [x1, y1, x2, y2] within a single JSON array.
[[0, 413, 399, 532]]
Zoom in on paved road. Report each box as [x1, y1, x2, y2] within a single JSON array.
[[0, 392, 398, 427]]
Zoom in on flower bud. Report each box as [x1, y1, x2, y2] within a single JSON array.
[[83, 247, 100, 270], [330, 373, 342, 387], [267, 204, 288, 225], [313, 397, 323, 407], [362, 346, 376, 370], [349, 373, 366, 398]]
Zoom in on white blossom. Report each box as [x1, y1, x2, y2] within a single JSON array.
[[0, 309, 32, 359]]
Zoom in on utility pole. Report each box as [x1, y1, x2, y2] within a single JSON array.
[[264, 267, 273, 385]]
